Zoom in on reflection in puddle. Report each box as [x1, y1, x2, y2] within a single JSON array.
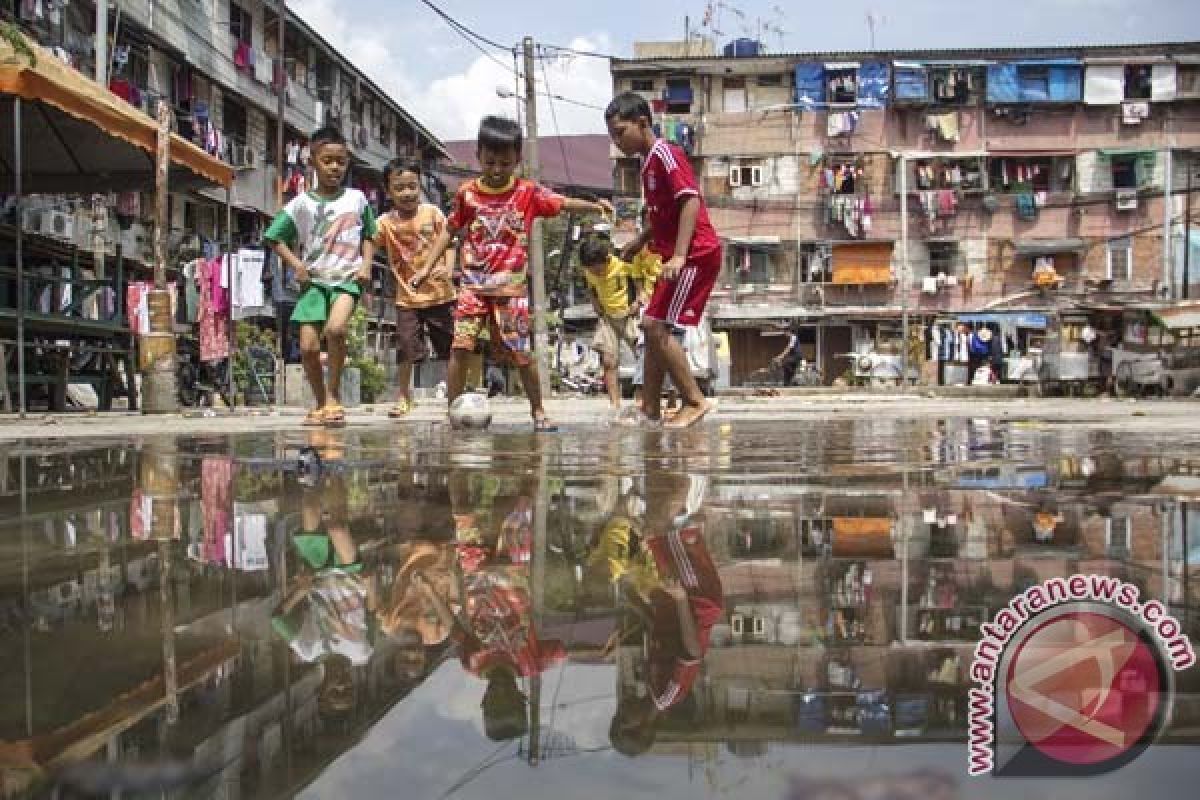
[[0, 419, 1197, 798]]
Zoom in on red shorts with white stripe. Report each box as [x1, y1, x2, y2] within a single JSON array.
[[642, 249, 722, 329]]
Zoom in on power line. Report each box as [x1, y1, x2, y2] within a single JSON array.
[[416, 0, 513, 52], [538, 50, 588, 192], [415, 0, 520, 78]]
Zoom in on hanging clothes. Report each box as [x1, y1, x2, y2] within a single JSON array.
[[234, 248, 266, 311], [196, 258, 230, 362]]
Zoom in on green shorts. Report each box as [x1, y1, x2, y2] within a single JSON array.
[[291, 281, 362, 326], [292, 531, 363, 572]]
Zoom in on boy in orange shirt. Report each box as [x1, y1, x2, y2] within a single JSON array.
[[372, 159, 456, 418]]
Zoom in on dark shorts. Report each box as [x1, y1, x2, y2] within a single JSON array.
[[396, 302, 455, 362]]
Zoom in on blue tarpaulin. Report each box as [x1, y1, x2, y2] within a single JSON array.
[[857, 62, 890, 107], [1048, 66, 1083, 102], [794, 63, 825, 108], [987, 64, 1020, 103], [894, 64, 929, 101], [989, 60, 1082, 103]]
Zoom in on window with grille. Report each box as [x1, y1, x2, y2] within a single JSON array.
[[1107, 237, 1133, 281], [928, 241, 961, 277]]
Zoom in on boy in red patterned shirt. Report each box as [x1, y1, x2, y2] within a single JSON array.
[[418, 116, 611, 431], [606, 92, 721, 428]]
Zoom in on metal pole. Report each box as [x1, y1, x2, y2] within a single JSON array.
[[1184, 159, 1193, 300], [276, 1, 288, 408], [95, 0, 108, 87], [225, 190, 235, 408], [522, 37, 552, 401], [900, 155, 910, 384], [1163, 148, 1174, 298], [14, 98, 26, 416], [528, 446, 548, 766]]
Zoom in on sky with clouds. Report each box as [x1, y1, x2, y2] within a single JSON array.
[[292, 0, 1200, 143]]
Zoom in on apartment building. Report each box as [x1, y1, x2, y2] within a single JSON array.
[[9, 0, 448, 241], [611, 40, 1200, 386]]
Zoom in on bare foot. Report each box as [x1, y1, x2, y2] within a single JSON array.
[[664, 401, 714, 429]]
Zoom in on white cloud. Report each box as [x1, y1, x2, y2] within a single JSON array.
[[291, 0, 612, 143]]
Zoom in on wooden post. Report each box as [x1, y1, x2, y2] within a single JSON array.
[[140, 100, 180, 412]]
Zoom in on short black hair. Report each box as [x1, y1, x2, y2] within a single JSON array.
[[310, 125, 347, 151], [578, 235, 611, 267], [605, 92, 653, 123], [477, 116, 523, 155], [384, 158, 423, 186]]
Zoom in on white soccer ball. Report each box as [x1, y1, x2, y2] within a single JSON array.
[[449, 392, 492, 430]]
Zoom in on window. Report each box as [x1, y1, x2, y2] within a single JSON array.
[[929, 66, 980, 105], [989, 157, 1070, 193], [1107, 237, 1134, 281], [915, 157, 986, 192], [222, 96, 247, 142], [799, 242, 832, 283], [1179, 65, 1200, 98], [728, 161, 764, 188], [731, 245, 771, 284], [1105, 516, 1132, 557], [665, 78, 693, 113], [827, 67, 858, 104], [631, 78, 654, 92], [1111, 155, 1140, 189], [722, 77, 747, 112], [1017, 66, 1050, 100], [928, 241, 962, 277], [229, 2, 253, 45], [756, 74, 784, 87], [1125, 65, 1153, 100]]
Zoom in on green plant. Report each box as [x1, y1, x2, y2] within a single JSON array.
[[232, 321, 280, 394], [347, 306, 387, 403]]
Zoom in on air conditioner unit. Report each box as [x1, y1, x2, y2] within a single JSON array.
[[38, 210, 73, 241], [1115, 189, 1138, 211]]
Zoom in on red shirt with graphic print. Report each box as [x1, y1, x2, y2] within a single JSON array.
[[447, 178, 565, 297]]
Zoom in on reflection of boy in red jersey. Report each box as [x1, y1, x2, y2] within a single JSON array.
[[418, 116, 612, 432], [606, 92, 720, 428], [610, 469, 723, 756]]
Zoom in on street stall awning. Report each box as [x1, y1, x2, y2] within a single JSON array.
[[831, 516, 894, 558], [1151, 304, 1200, 330], [1014, 239, 1086, 257], [958, 312, 1049, 328], [0, 34, 234, 192], [831, 242, 894, 285]]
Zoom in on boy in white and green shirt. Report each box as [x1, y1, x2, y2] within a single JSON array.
[[265, 126, 377, 427]]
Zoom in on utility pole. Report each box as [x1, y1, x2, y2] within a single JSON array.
[[522, 36, 552, 400], [276, 1, 288, 407], [140, 101, 180, 412], [95, 0, 108, 87], [899, 154, 910, 384]]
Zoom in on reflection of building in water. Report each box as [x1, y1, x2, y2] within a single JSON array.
[[618, 464, 1199, 754]]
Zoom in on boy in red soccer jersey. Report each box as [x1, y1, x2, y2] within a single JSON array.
[[418, 116, 611, 432], [606, 92, 721, 428]]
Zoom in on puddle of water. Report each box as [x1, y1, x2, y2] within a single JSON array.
[[0, 419, 1197, 799]]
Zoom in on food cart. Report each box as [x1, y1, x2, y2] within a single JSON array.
[[1111, 305, 1200, 397], [1022, 312, 1104, 396]]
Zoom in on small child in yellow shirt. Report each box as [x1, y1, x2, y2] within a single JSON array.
[[579, 236, 651, 409]]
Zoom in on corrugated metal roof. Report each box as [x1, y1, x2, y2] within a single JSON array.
[[612, 41, 1200, 68], [438, 135, 614, 193]]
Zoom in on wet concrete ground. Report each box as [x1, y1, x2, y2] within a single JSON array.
[[0, 415, 1198, 799]]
